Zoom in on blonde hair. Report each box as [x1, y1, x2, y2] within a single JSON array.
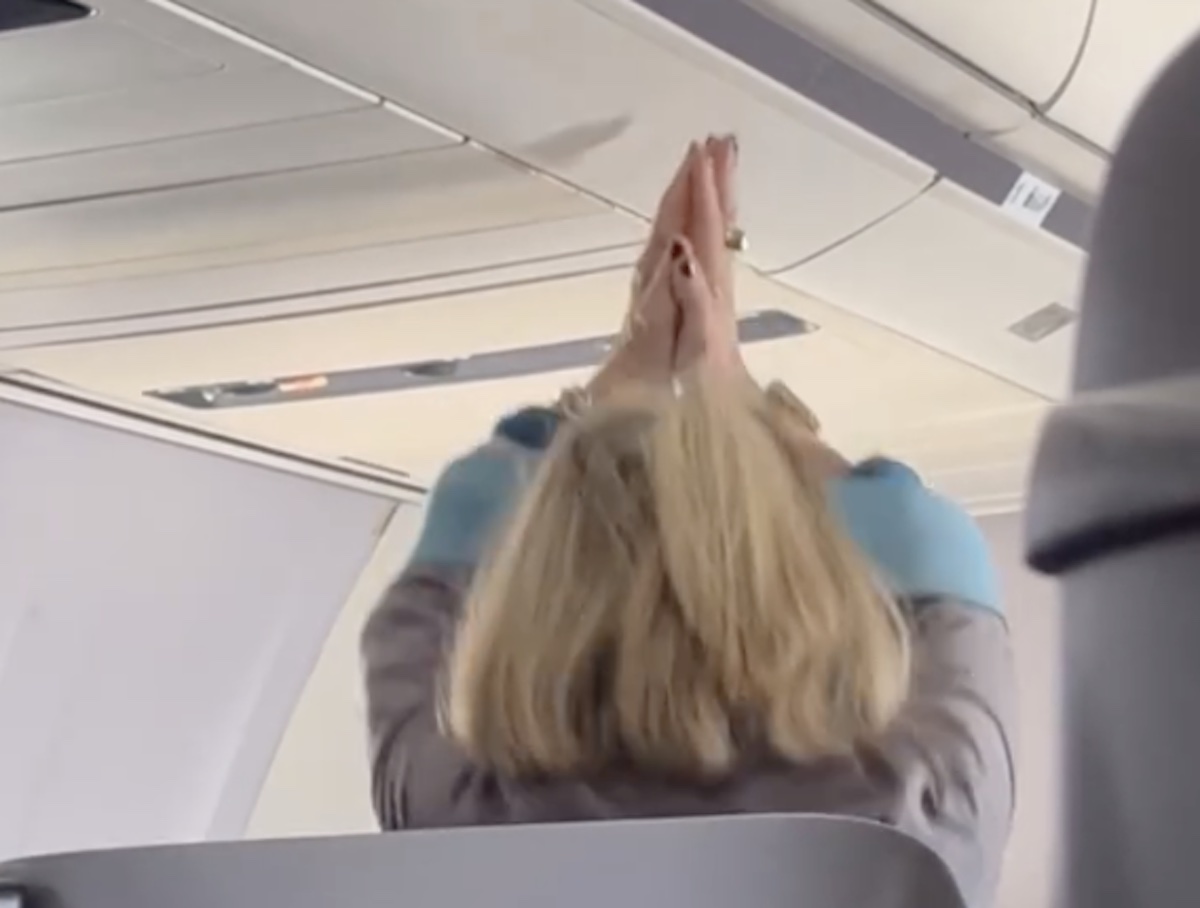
[[443, 376, 911, 779]]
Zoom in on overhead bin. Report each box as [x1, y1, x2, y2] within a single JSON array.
[[0, 147, 597, 276], [0, 214, 640, 347], [737, 0, 1111, 201], [777, 180, 1084, 400], [177, 0, 936, 271], [0, 107, 456, 209], [865, 0, 1092, 104], [0, 144, 619, 301], [1044, 0, 1200, 151], [737, 0, 1031, 133], [0, 144, 640, 340], [631, 0, 1088, 399]]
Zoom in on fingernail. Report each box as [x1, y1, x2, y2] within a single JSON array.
[[727, 133, 739, 155], [670, 239, 685, 259], [680, 257, 693, 278]]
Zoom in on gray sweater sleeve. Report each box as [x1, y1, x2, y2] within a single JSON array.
[[881, 601, 1016, 907], [361, 428, 548, 828], [361, 563, 474, 830]]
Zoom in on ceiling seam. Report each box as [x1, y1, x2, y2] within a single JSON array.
[[0, 105, 398, 171], [0, 146, 456, 215], [1037, 0, 1101, 113], [839, 0, 1038, 113], [764, 174, 941, 275]]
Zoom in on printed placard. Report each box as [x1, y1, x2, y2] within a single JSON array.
[[1001, 171, 1062, 228]]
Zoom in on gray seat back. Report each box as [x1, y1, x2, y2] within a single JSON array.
[[0, 815, 964, 908]]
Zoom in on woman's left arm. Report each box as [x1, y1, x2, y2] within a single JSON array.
[[833, 460, 1016, 905]]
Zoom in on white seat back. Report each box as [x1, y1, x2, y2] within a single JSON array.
[[0, 815, 964, 908]]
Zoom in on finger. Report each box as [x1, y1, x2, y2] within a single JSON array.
[[668, 235, 716, 318], [709, 134, 739, 230], [637, 142, 697, 276], [626, 240, 676, 335], [689, 143, 733, 297], [668, 237, 715, 372], [641, 240, 676, 304], [654, 143, 696, 232]]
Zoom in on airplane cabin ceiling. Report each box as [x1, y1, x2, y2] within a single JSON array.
[[7, 0, 1159, 512]]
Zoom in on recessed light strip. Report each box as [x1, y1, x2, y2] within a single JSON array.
[[147, 309, 816, 410]]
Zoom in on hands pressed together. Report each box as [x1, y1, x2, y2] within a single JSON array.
[[590, 135, 747, 399]]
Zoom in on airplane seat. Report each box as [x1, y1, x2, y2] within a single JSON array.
[[0, 815, 966, 908], [1024, 25, 1200, 908]]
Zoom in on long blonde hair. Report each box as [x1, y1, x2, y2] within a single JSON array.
[[443, 376, 910, 779]]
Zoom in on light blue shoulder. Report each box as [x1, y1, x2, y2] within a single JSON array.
[[830, 458, 1001, 615], [408, 438, 542, 567]]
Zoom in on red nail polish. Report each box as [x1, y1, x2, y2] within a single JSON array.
[[670, 240, 684, 259], [680, 259, 693, 278]]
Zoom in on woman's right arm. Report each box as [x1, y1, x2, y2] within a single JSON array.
[[833, 460, 1017, 906], [361, 407, 561, 828]]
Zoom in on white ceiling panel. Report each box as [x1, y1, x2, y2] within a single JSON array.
[[0, 16, 215, 108], [0, 144, 601, 284], [0, 65, 367, 164], [744, 0, 1031, 132], [868, 0, 1092, 104], [0, 107, 456, 209], [777, 181, 1085, 399], [0, 217, 640, 347], [3, 268, 1046, 512], [178, 0, 935, 270], [1046, 0, 1200, 150], [1, 0, 378, 166], [93, 0, 304, 70]]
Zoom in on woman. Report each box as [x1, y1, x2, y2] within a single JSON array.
[[362, 137, 1015, 905]]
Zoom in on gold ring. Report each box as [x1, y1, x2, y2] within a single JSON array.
[[725, 226, 748, 253]]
